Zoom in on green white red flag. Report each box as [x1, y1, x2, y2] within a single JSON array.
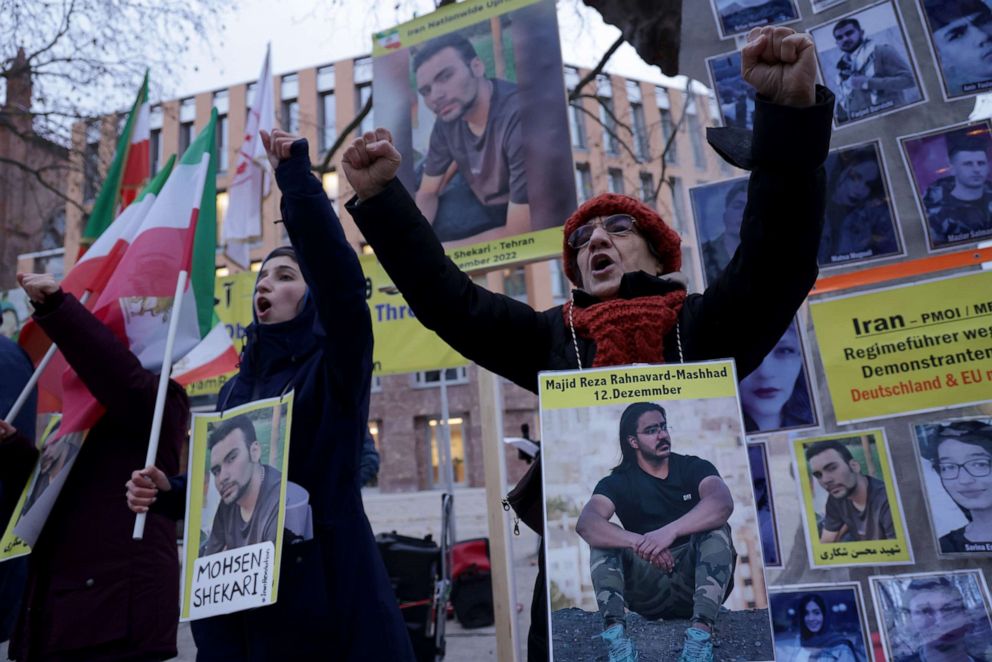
[[80, 72, 151, 252], [57, 111, 219, 436]]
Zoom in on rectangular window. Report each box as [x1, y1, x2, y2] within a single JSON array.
[[179, 97, 196, 154], [83, 121, 102, 203], [639, 172, 655, 204], [565, 66, 586, 149], [627, 81, 649, 162], [428, 417, 466, 486], [413, 367, 469, 388], [215, 190, 229, 245], [149, 104, 163, 176], [597, 76, 617, 156], [656, 86, 677, 164], [575, 164, 593, 203], [213, 91, 229, 172], [670, 176, 687, 231], [317, 65, 336, 153], [686, 95, 707, 170], [607, 168, 624, 194], [549, 258, 571, 305], [355, 57, 374, 136], [281, 74, 299, 134], [502, 267, 528, 304]]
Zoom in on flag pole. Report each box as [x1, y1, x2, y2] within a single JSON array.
[[133, 270, 188, 540], [4, 291, 92, 425]]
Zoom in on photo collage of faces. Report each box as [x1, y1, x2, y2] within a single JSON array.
[[699, 3, 992, 660]]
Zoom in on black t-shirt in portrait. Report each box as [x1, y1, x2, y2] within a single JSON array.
[[593, 453, 720, 548]]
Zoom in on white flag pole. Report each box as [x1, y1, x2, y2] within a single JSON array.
[[133, 270, 188, 540], [4, 290, 92, 425]]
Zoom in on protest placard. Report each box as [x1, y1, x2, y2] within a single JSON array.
[[810, 270, 992, 423], [539, 361, 774, 661], [792, 429, 912, 569], [180, 394, 292, 620]]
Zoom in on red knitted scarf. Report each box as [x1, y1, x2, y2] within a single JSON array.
[[564, 290, 687, 367]]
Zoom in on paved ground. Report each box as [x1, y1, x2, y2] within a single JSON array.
[[2, 487, 539, 661]]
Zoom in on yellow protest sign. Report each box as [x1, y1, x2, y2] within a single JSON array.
[[810, 270, 992, 423], [539, 361, 738, 410], [792, 430, 913, 568]]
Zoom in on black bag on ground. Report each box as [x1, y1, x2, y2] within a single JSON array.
[[375, 531, 441, 662]]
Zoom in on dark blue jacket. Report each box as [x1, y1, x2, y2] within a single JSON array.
[[163, 140, 413, 662]]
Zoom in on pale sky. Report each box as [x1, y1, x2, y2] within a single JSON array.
[[165, 0, 694, 101]]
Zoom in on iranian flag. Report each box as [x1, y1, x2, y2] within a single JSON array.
[[57, 110, 219, 437], [19, 156, 177, 413], [80, 72, 151, 252], [171, 323, 239, 387]]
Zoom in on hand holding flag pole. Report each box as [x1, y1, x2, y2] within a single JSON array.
[[132, 269, 189, 540]]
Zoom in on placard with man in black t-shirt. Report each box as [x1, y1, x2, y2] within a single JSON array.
[[577, 402, 737, 658]]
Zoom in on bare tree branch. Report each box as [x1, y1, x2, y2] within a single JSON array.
[[571, 103, 642, 164], [653, 78, 694, 204], [567, 34, 625, 101], [316, 89, 374, 173]]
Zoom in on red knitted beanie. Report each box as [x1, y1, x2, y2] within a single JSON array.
[[562, 193, 682, 285]]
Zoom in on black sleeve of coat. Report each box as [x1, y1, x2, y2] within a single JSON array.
[[347, 178, 553, 393], [681, 86, 833, 379]]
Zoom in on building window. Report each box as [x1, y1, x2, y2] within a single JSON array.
[[627, 81, 649, 162], [370, 376, 382, 393], [575, 163, 593, 203], [321, 170, 339, 213], [656, 86, 677, 164], [179, 97, 196, 154], [686, 95, 707, 170], [213, 90, 229, 172], [281, 73, 299, 134], [317, 65, 336, 153], [549, 258, 571, 305], [83, 120, 102, 203], [502, 267, 527, 303], [607, 168, 624, 195], [354, 57, 374, 136], [365, 420, 381, 488], [639, 172, 655, 204], [670, 176, 687, 231], [597, 75, 618, 156], [564, 66, 586, 150], [428, 417, 466, 486], [412, 366, 469, 388], [149, 104, 163, 176], [215, 190, 229, 245]]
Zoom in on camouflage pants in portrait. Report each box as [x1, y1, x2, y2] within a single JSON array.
[[589, 524, 736, 629]]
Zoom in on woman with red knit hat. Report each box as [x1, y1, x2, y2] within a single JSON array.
[[344, 25, 832, 662]]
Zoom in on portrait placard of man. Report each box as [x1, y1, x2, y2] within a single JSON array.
[[575, 402, 738, 660], [810, 4, 924, 126], [412, 32, 528, 243], [805, 439, 895, 544], [922, 0, 992, 99], [921, 126, 992, 247], [872, 572, 992, 662], [201, 414, 281, 557]]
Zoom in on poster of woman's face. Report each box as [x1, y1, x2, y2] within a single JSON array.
[[870, 570, 992, 662], [820, 141, 903, 268], [707, 51, 755, 131], [691, 177, 749, 287], [918, 0, 992, 100], [739, 321, 818, 436], [809, 1, 925, 127], [709, 0, 800, 39], [912, 417, 992, 556], [748, 442, 781, 567], [900, 120, 992, 250], [768, 584, 872, 662]]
